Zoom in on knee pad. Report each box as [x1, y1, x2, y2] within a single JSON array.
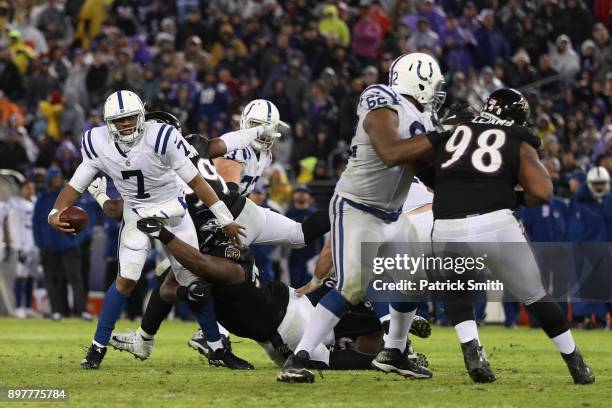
[[119, 262, 144, 281], [525, 295, 569, 338], [178, 280, 212, 303], [339, 286, 364, 306]]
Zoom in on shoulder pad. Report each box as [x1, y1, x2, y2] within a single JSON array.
[[81, 127, 103, 160], [359, 84, 401, 112], [515, 126, 541, 149], [150, 122, 176, 155]]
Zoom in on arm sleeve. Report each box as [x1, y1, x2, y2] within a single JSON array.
[[69, 161, 100, 193]]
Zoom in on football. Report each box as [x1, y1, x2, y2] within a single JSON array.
[[59, 206, 88, 233]]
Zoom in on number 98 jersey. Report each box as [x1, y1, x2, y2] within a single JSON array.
[[432, 116, 541, 219]]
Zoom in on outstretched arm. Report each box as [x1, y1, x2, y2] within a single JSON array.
[[365, 108, 438, 167], [138, 218, 245, 285]]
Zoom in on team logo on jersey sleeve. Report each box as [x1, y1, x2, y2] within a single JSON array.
[[225, 247, 241, 261]]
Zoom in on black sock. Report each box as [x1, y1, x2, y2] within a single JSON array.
[[141, 273, 173, 336], [525, 295, 569, 338], [329, 348, 375, 370], [302, 210, 330, 244]]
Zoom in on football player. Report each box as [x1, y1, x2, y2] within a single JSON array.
[[430, 88, 594, 384], [48, 90, 278, 369], [8, 181, 39, 318], [101, 109, 329, 367], [132, 216, 430, 371], [278, 52, 448, 383]]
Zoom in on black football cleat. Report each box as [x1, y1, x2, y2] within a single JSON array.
[[372, 348, 433, 379], [562, 347, 595, 384], [406, 339, 428, 368], [188, 330, 235, 358], [460, 339, 496, 383], [207, 345, 254, 370], [409, 315, 432, 338], [81, 343, 107, 369], [277, 351, 316, 383]]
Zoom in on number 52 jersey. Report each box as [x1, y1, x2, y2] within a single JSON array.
[[69, 122, 199, 210], [432, 116, 541, 219]]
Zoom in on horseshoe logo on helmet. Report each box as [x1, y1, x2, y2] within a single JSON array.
[[416, 61, 433, 81]]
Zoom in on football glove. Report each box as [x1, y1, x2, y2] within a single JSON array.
[[137, 218, 175, 244], [88, 177, 110, 207], [184, 133, 209, 158]]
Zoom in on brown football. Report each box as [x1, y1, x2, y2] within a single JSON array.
[[59, 206, 89, 233]]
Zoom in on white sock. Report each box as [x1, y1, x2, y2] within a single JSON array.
[[207, 339, 224, 351], [137, 327, 154, 340], [455, 320, 480, 344], [296, 304, 341, 354], [551, 330, 576, 355], [384, 307, 416, 353], [92, 340, 106, 348]]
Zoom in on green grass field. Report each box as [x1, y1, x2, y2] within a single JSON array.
[[0, 319, 610, 407]]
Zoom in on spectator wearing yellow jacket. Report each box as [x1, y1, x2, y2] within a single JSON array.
[[74, 0, 113, 49], [39, 90, 63, 142], [8, 30, 36, 76], [318, 4, 350, 47]]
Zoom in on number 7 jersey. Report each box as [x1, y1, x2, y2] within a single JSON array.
[[432, 115, 541, 219], [69, 122, 198, 210]]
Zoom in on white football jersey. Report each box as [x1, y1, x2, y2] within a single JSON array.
[[69, 122, 199, 210], [403, 178, 434, 212], [335, 84, 435, 212], [224, 145, 272, 196], [8, 196, 36, 252]]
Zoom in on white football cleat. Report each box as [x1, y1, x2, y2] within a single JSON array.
[[110, 330, 154, 360]]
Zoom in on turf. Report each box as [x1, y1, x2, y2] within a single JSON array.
[[0, 319, 609, 408]]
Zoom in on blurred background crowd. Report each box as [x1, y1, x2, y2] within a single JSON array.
[[0, 0, 611, 327]]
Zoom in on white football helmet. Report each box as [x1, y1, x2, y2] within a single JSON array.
[[104, 90, 146, 146], [240, 99, 280, 151], [388, 52, 446, 111], [586, 166, 610, 200]]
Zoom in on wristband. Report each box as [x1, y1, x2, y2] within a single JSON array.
[[209, 200, 234, 227], [425, 130, 447, 147], [157, 227, 176, 245], [219, 126, 263, 152], [47, 208, 59, 224], [94, 193, 110, 208]]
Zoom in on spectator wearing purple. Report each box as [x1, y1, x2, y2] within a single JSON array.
[[408, 17, 440, 55], [474, 9, 509, 69], [440, 16, 475, 74], [351, 6, 383, 65], [458, 1, 480, 33], [401, 0, 446, 37], [305, 81, 339, 140]]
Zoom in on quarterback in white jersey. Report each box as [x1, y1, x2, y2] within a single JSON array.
[[279, 53, 447, 383], [47, 90, 256, 370]]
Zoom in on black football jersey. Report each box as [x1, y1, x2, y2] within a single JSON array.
[[212, 272, 290, 343], [433, 115, 541, 219]]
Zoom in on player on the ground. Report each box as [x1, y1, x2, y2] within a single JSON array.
[[278, 52, 448, 383], [8, 181, 39, 318], [47, 90, 277, 369], [430, 88, 594, 384], [131, 215, 430, 370]]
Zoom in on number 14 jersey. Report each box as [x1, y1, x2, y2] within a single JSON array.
[[432, 115, 541, 219]]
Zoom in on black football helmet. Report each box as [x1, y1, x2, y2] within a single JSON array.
[[480, 88, 530, 126], [145, 111, 182, 133]]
